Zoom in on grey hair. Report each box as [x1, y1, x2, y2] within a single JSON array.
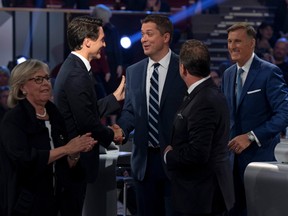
[[8, 59, 49, 108]]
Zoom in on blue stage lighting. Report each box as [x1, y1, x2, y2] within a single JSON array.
[[122, 0, 226, 46]]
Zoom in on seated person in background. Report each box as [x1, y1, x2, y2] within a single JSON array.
[[144, 0, 170, 12], [91, 4, 123, 95], [91, 4, 124, 124], [124, 0, 170, 12], [273, 38, 288, 84], [0, 85, 9, 122], [210, 69, 222, 88], [0, 66, 10, 87], [0, 59, 96, 216], [255, 22, 275, 56]]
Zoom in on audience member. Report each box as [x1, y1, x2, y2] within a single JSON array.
[[273, 37, 288, 83], [144, 0, 170, 12], [210, 69, 222, 88], [255, 22, 274, 56], [0, 59, 96, 216], [0, 85, 9, 120], [91, 4, 124, 124], [53, 16, 125, 216], [273, 0, 288, 39], [0, 66, 10, 87], [124, 0, 170, 12], [91, 4, 123, 93], [164, 39, 234, 216], [222, 22, 288, 216], [116, 14, 186, 216], [7, 55, 29, 72]]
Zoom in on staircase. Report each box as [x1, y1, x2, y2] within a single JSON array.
[[190, 0, 276, 71]]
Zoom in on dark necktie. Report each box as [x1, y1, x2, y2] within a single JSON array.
[[148, 63, 160, 147], [236, 68, 244, 106]]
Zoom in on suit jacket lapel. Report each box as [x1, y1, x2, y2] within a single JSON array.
[[228, 65, 238, 111], [160, 53, 178, 110], [179, 78, 213, 111], [69, 53, 86, 70], [238, 56, 259, 107], [142, 59, 149, 119]]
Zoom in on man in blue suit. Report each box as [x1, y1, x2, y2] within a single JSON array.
[[116, 15, 186, 216], [221, 22, 288, 216]]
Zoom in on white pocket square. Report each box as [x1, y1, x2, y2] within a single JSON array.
[[247, 89, 261, 94]]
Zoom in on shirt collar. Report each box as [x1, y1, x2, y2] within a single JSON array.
[[237, 52, 255, 73], [148, 49, 171, 69], [187, 75, 210, 94], [71, 51, 91, 72]]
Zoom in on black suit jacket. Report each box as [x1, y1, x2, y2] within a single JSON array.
[[166, 78, 234, 214], [53, 53, 121, 183], [0, 99, 70, 216]]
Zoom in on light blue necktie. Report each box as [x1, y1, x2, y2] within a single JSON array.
[[148, 63, 160, 147], [236, 68, 244, 106]]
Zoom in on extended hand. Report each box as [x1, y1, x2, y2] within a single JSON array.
[[113, 75, 125, 101], [110, 124, 124, 144]]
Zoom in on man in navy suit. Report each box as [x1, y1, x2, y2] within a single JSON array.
[[53, 16, 125, 216], [221, 22, 288, 216], [116, 15, 186, 216], [164, 39, 234, 216]]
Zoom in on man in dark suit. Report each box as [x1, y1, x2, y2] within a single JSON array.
[[53, 16, 125, 216], [221, 22, 288, 216], [116, 15, 186, 216], [164, 39, 234, 216]]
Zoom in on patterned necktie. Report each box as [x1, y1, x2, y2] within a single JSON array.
[[148, 63, 160, 147], [236, 68, 244, 106]]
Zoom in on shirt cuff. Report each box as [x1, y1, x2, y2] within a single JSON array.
[[164, 149, 172, 164], [251, 130, 261, 147]]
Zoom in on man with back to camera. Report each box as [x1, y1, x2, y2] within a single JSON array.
[[164, 39, 235, 216], [53, 16, 125, 216], [115, 14, 186, 216], [221, 22, 288, 216]]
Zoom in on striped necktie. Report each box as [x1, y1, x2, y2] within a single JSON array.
[[148, 63, 160, 147]]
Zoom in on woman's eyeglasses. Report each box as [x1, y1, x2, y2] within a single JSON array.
[[28, 76, 50, 84]]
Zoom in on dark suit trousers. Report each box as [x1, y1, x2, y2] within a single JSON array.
[[134, 147, 175, 216], [59, 181, 86, 216], [229, 156, 247, 216]]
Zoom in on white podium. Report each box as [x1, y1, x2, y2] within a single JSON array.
[[244, 140, 288, 216], [82, 149, 131, 216]]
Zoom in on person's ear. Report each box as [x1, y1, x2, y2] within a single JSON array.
[[163, 33, 170, 43], [84, 38, 91, 48]]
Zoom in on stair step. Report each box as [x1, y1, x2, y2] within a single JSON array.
[[185, 0, 276, 71]]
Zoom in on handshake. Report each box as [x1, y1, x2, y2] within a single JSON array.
[[109, 124, 125, 145]]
